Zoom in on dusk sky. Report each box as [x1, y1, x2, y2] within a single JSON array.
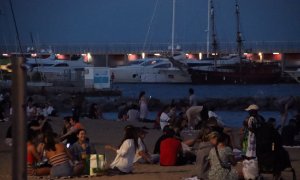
[[0, 0, 299, 50]]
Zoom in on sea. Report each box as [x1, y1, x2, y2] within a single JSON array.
[[101, 83, 300, 127]]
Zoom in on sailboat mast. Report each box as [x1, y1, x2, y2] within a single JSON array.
[[171, 0, 176, 56], [235, 0, 242, 63], [210, 0, 218, 69], [206, 0, 211, 58]]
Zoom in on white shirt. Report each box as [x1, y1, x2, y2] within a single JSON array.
[[189, 94, 197, 106], [110, 139, 136, 173], [160, 112, 170, 130], [186, 106, 203, 124]]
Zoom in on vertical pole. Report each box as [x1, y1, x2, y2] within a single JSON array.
[[281, 53, 285, 76], [11, 56, 27, 180], [206, 0, 211, 58], [171, 0, 176, 56]]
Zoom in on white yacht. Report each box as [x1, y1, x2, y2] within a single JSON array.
[[29, 56, 92, 81], [110, 58, 192, 83]]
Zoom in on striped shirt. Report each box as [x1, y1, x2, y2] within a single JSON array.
[[49, 153, 69, 166]]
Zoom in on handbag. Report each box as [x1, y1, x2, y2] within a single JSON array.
[[242, 159, 258, 180], [89, 154, 106, 176], [215, 147, 231, 170]]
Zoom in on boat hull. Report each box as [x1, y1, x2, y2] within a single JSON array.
[[189, 63, 282, 84]]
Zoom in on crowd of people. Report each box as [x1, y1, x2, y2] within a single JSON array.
[[1, 88, 300, 179]]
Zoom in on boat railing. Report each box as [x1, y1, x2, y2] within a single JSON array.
[[1, 41, 300, 54]]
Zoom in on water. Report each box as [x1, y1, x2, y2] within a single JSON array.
[[113, 83, 300, 101]]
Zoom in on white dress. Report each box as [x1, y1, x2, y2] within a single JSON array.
[[139, 98, 148, 120], [110, 139, 136, 173]]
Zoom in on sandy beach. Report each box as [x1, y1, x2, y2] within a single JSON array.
[[0, 117, 299, 180]]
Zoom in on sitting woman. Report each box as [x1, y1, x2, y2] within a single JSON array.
[[105, 125, 138, 174], [27, 130, 50, 176], [208, 132, 239, 180], [193, 127, 213, 180], [70, 129, 96, 175], [44, 132, 73, 178]]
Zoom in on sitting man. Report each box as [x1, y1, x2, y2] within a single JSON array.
[[159, 127, 183, 166]]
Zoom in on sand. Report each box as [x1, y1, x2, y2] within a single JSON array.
[[0, 117, 299, 180]]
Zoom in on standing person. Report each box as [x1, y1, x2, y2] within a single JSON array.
[[105, 125, 138, 174], [44, 132, 73, 178], [242, 104, 265, 159], [138, 91, 148, 121], [189, 88, 197, 106], [185, 105, 203, 130], [277, 96, 295, 130], [208, 132, 238, 180]]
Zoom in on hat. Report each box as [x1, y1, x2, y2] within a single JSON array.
[[245, 104, 259, 111]]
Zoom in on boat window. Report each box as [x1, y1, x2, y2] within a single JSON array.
[[141, 60, 163, 66], [54, 63, 69, 67], [126, 60, 143, 65], [153, 63, 171, 68], [187, 63, 213, 67]]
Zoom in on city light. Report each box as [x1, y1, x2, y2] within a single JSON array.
[[142, 52, 145, 59], [258, 52, 263, 61], [31, 53, 37, 57], [273, 52, 280, 55], [154, 53, 161, 57], [2, 53, 9, 57], [199, 52, 203, 60]]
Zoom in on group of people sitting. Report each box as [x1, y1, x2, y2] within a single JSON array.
[[25, 114, 98, 178]]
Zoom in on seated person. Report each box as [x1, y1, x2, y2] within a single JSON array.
[[159, 128, 183, 166], [127, 104, 140, 122], [105, 125, 138, 174], [160, 105, 171, 130], [134, 128, 159, 164], [44, 132, 73, 178], [60, 116, 84, 145], [27, 129, 50, 176], [70, 129, 96, 175], [193, 127, 213, 179]]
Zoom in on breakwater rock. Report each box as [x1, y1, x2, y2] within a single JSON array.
[[27, 88, 300, 114]]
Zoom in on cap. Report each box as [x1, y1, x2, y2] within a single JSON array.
[[245, 104, 259, 111]]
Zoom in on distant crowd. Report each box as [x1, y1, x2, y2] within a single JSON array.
[[1, 88, 300, 179]]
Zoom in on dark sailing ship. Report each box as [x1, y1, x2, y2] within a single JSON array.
[[188, 0, 282, 84]]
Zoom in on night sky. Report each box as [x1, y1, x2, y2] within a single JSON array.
[[0, 0, 299, 49]]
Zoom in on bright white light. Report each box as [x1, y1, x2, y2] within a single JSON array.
[[243, 53, 248, 55], [87, 53, 92, 62], [31, 53, 37, 57], [273, 52, 280, 55], [81, 53, 87, 56], [212, 53, 218, 56], [127, 53, 132, 56], [56, 53, 60, 56], [199, 52, 203, 60], [154, 53, 161, 56], [142, 52, 145, 59], [2, 53, 9, 57], [258, 52, 263, 60]]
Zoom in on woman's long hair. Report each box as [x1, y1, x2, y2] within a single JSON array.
[[138, 91, 145, 101], [119, 125, 138, 151], [44, 132, 57, 151]]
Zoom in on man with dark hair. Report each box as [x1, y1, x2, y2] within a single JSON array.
[[188, 88, 197, 106]]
